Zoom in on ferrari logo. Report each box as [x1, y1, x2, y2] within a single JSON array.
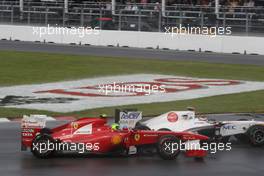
[[72, 122, 79, 130], [134, 134, 140, 141]]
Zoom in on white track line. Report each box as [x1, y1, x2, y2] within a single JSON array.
[[0, 118, 10, 122]]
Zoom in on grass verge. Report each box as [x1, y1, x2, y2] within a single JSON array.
[[0, 50, 263, 117]]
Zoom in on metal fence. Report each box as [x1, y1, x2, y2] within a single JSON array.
[[0, 1, 264, 36]]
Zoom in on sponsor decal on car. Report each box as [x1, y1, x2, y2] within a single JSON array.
[[0, 74, 264, 112], [72, 122, 79, 130], [73, 124, 92, 134], [222, 124, 236, 130], [119, 111, 142, 129], [134, 134, 141, 141], [143, 134, 158, 137], [167, 112, 178, 122]]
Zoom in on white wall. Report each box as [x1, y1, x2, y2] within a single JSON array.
[[0, 24, 263, 55]]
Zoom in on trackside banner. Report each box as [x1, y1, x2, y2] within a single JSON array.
[[0, 74, 264, 112]]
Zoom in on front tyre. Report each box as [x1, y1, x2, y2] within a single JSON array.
[[248, 125, 264, 147], [157, 135, 180, 160], [31, 135, 56, 158]]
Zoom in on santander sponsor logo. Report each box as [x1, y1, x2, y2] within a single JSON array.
[[34, 78, 240, 97], [1, 74, 264, 112], [167, 112, 178, 122]]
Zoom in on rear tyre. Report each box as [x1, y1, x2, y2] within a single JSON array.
[[157, 135, 180, 160], [248, 125, 264, 147], [31, 135, 56, 159], [40, 128, 52, 135]]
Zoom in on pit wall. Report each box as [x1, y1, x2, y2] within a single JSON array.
[[0, 24, 263, 55]]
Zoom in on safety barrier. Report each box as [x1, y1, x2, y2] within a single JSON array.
[[0, 24, 263, 55]]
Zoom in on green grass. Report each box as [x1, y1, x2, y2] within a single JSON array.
[[1, 51, 264, 86], [0, 50, 263, 117]]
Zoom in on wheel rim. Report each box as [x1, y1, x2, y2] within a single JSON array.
[[161, 139, 179, 155], [35, 139, 52, 155], [253, 130, 264, 144]]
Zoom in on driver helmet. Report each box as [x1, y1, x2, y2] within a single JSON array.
[[187, 107, 195, 111], [100, 114, 107, 118], [111, 123, 120, 130]]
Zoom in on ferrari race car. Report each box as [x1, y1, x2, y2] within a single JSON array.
[[21, 114, 209, 160], [141, 111, 264, 146]]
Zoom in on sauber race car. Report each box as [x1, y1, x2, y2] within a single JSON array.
[[140, 111, 264, 146], [21, 114, 209, 160]]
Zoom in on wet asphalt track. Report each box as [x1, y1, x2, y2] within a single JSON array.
[[0, 114, 264, 176], [0, 40, 264, 65]]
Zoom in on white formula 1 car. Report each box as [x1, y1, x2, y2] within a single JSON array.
[[138, 111, 264, 146]]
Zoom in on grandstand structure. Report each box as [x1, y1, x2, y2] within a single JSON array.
[[0, 0, 263, 35]]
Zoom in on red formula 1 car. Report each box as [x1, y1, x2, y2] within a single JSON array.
[[21, 115, 209, 160]]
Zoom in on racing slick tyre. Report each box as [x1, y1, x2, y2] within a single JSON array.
[[40, 128, 52, 135], [31, 134, 56, 159], [157, 135, 180, 160], [247, 125, 264, 147]]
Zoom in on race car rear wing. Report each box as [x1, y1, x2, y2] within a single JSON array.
[[21, 115, 47, 151], [21, 115, 47, 129], [115, 109, 142, 129]]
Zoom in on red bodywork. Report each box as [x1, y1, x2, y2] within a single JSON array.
[[21, 117, 208, 157]]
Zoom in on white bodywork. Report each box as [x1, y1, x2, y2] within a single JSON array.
[[143, 111, 264, 136], [21, 115, 47, 128], [73, 124, 93, 135], [219, 120, 264, 136], [143, 111, 212, 132]]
